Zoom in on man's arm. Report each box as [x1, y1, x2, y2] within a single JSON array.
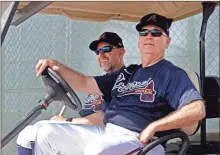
[[139, 100, 205, 144], [36, 59, 102, 95], [151, 100, 205, 134], [51, 112, 104, 126], [71, 111, 104, 126], [155, 70, 205, 135], [180, 121, 199, 135]]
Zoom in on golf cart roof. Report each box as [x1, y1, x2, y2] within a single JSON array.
[[17, 1, 220, 23]]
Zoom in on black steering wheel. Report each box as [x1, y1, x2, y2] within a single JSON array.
[[41, 67, 82, 111]]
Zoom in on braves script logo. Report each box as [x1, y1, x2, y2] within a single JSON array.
[[112, 73, 156, 102], [84, 95, 102, 112], [147, 14, 157, 22]]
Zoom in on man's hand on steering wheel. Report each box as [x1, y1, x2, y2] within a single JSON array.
[[36, 59, 62, 76], [36, 58, 82, 111]]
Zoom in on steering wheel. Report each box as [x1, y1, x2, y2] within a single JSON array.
[[41, 67, 82, 111]]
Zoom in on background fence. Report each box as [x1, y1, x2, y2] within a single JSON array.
[[1, 6, 219, 155]]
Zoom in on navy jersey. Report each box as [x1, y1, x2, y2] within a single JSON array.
[[94, 59, 203, 133], [79, 95, 107, 117], [79, 66, 126, 117]]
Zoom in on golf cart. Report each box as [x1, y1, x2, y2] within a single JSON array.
[[1, 1, 219, 155]]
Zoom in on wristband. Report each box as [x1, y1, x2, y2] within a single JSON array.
[[66, 118, 73, 122]]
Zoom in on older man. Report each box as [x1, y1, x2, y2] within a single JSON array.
[[33, 13, 205, 155], [16, 32, 126, 155]]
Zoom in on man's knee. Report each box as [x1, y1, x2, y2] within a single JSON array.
[[16, 125, 38, 149], [35, 124, 86, 155], [16, 120, 50, 149], [35, 124, 56, 146]]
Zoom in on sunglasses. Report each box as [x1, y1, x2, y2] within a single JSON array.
[[139, 29, 167, 37], [95, 46, 118, 55]]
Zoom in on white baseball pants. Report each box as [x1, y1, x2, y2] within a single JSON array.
[[17, 121, 165, 155]]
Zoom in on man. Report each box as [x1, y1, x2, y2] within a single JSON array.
[[16, 32, 126, 155], [51, 32, 125, 120], [34, 13, 205, 155]]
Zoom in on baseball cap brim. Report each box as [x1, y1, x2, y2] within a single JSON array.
[[89, 39, 123, 51], [89, 39, 108, 51]]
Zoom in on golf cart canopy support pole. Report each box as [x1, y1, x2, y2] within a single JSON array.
[[11, 1, 53, 26], [1, 1, 19, 45], [199, 1, 217, 147]]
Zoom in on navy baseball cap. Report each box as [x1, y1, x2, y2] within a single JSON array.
[[136, 13, 173, 35], [89, 32, 124, 51]]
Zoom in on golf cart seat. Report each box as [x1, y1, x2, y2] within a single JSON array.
[[204, 76, 220, 119], [136, 71, 201, 155], [201, 76, 220, 153], [186, 76, 220, 154]]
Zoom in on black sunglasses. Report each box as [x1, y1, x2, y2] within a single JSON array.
[[95, 46, 118, 55], [139, 29, 167, 37]]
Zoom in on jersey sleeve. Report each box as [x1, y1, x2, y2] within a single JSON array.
[[78, 108, 95, 117], [94, 70, 121, 103], [164, 69, 203, 110], [78, 95, 102, 117]]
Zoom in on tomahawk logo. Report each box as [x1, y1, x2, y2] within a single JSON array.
[[133, 80, 156, 102]]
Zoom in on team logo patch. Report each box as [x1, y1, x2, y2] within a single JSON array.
[[84, 95, 103, 112], [112, 73, 156, 102], [147, 14, 157, 22], [99, 33, 106, 39]]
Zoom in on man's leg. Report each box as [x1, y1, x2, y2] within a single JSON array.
[[17, 125, 38, 150], [17, 124, 40, 155], [143, 144, 165, 155], [16, 120, 66, 155], [84, 123, 165, 155], [34, 123, 104, 155], [17, 145, 32, 155]]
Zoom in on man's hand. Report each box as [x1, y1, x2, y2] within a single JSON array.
[[50, 115, 67, 121], [36, 59, 62, 76], [139, 123, 157, 145]]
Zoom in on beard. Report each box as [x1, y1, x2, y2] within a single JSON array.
[[100, 63, 113, 72]]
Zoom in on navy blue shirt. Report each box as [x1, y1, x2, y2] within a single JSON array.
[[94, 59, 203, 133], [79, 67, 126, 117], [79, 95, 107, 117]]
